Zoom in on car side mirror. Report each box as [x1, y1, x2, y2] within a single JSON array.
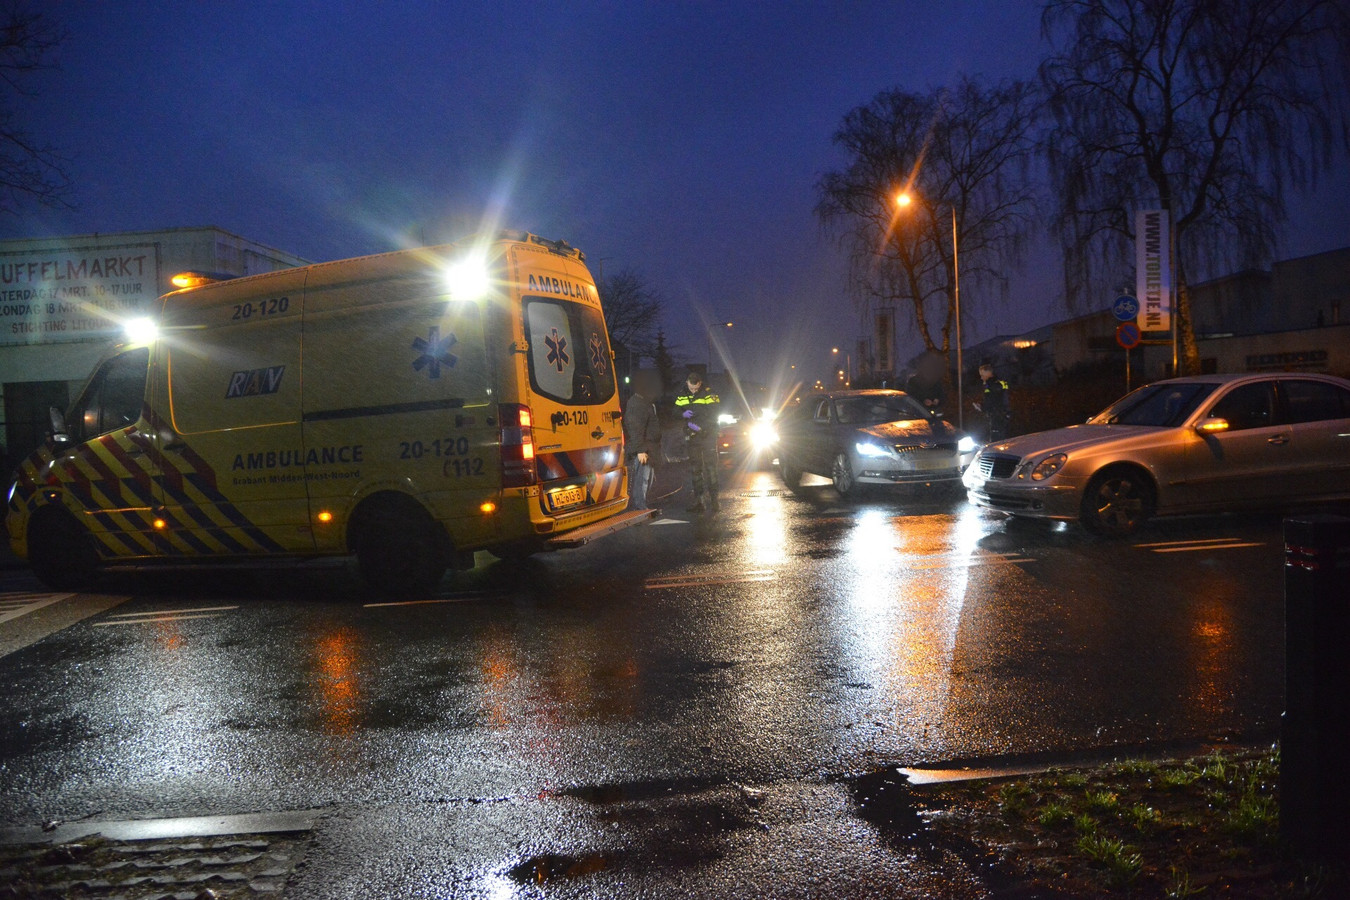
[[1195, 416, 1230, 435]]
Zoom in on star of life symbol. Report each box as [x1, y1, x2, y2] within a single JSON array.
[[588, 332, 608, 375], [411, 326, 458, 379], [544, 327, 571, 372]]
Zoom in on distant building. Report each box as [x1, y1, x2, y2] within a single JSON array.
[[1040, 246, 1350, 381], [0, 227, 307, 469]]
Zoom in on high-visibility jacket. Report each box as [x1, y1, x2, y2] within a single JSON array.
[[674, 386, 720, 443]]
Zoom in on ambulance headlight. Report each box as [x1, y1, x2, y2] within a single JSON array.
[[444, 257, 491, 300], [124, 317, 158, 343]]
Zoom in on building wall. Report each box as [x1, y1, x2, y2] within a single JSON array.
[[1271, 247, 1350, 330], [0, 227, 307, 469]]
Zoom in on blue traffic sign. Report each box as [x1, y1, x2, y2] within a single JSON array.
[[1112, 295, 1139, 322]]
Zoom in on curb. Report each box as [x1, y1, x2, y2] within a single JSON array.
[[0, 809, 322, 846]]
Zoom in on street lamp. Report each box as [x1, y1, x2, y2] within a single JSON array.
[[831, 347, 851, 387], [896, 192, 963, 430], [707, 320, 733, 372]]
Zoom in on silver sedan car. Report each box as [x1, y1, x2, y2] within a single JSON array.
[[963, 372, 1350, 535], [776, 389, 978, 498]]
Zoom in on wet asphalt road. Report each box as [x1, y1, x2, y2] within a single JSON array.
[[0, 466, 1295, 896]]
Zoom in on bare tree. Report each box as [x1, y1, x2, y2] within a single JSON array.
[[598, 267, 665, 361], [816, 76, 1040, 371], [1041, 0, 1350, 374], [0, 2, 68, 214]]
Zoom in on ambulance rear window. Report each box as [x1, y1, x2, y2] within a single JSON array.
[[524, 298, 615, 405]]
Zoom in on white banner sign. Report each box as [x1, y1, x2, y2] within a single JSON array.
[[875, 308, 893, 375], [1135, 210, 1171, 333], [0, 244, 160, 345]]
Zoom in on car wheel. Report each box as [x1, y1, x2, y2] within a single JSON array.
[[28, 506, 100, 591], [780, 458, 806, 494], [1080, 467, 1155, 536], [353, 494, 447, 597], [832, 452, 859, 499]]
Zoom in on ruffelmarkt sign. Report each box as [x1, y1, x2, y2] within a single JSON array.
[[0, 243, 161, 345]]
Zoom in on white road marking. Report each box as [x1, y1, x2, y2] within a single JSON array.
[[1135, 538, 1265, 553], [105, 605, 240, 618], [906, 551, 1035, 570], [0, 592, 76, 625], [645, 571, 777, 590], [94, 613, 227, 627], [364, 594, 490, 608], [95, 604, 240, 627]]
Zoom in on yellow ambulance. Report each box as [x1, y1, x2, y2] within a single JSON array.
[[6, 232, 651, 594]]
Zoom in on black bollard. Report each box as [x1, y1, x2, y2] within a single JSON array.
[[1282, 514, 1350, 862]]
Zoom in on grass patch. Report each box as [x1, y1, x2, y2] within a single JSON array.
[[924, 746, 1347, 897]]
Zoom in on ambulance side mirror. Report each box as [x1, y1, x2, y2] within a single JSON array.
[[47, 406, 71, 447]]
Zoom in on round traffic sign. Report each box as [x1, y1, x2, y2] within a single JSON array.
[[1112, 295, 1139, 322], [1116, 321, 1142, 349]]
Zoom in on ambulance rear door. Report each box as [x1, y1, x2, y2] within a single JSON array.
[[515, 253, 625, 521]]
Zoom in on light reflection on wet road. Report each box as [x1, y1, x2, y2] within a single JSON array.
[[0, 467, 1289, 831]]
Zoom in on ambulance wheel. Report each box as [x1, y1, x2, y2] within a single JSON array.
[[28, 506, 99, 591], [352, 495, 447, 597]]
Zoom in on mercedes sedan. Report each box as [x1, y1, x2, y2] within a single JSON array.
[[963, 372, 1350, 535], [775, 389, 978, 498]]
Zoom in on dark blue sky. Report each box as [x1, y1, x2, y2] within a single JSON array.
[[9, 1, 1348, 390]]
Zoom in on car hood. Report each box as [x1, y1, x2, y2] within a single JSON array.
[[859, 418, 958, 442], [981, 424, 1164, 459]]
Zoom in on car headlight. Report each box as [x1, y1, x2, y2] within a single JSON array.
[[749, 421, 778, 448], [855, 441, 893, 458], [957, 435, 977, 454], [1030, 453, 1068, 481]]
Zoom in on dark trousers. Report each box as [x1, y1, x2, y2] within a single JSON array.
[[687, 439, 719, 501]]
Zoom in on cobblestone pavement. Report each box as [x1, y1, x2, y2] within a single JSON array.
[[0, 832, 311, 899]]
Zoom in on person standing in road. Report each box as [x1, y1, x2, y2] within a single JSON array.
[[674, 368, 721, 514], [623, 370, 662, 511], [905, 352, 947, 418], [972, 361, 1011, 442]]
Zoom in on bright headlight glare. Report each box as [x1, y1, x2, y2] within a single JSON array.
[[444, 257, 491, 300], [749, 422, 778, 447], [855, 441, 892, 458], [958, 436, 977, 454], [718, 413, 738, 426], [124, 317, 158, 343], [1030, 453, 1068, 481]]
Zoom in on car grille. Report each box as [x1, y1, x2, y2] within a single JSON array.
[[976, 453, 1020, 479], [893, 441, 958, 454]]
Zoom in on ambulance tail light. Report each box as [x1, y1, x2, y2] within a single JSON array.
[[500, 403, 537, 487]]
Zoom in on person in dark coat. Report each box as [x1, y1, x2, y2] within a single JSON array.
[[623, 370, 662, 510]]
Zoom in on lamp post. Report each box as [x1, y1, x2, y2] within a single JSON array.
[[896, 192, 963, 430], [707, 320, 733, 373]]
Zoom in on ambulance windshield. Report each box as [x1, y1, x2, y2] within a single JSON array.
[[524, 298, 616, 405]]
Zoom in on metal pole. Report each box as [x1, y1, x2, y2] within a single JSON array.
[[952, 208, 963, 431]]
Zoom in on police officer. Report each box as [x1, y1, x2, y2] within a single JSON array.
[[972, 361, 1011, 442], [674, 368, 721, 513]]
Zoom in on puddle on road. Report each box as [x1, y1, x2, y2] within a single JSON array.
[[507, 778, 761, 886], [845, 768, 1018, 893], [509, 851, 612, 884]]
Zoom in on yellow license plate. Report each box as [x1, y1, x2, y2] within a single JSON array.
[[548, 485, 587, 510]]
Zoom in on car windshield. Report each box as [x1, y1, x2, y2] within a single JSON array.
[[834, 394, 928, 425], [1087, 382, 1219, 427]]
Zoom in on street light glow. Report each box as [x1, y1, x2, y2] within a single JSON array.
[[896, 192, 913, 208]]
